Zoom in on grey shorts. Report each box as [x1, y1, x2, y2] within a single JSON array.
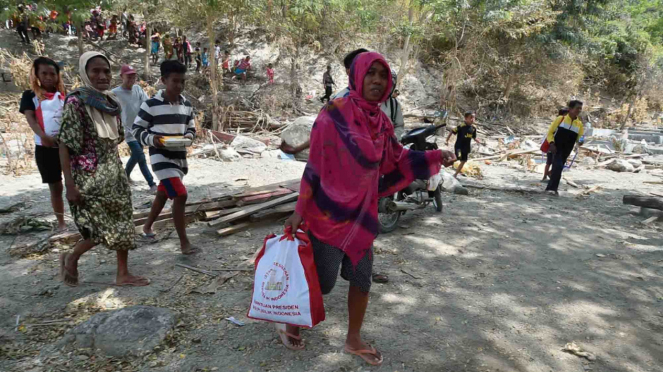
[[309, 232, 373, 293]]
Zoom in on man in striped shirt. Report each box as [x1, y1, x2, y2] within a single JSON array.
[[133, 60, 200, 255]]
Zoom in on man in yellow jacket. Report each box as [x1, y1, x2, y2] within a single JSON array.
[[545, 100, 584, 195]]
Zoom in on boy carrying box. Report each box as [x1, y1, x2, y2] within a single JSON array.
[[132, 60, 200, 255]]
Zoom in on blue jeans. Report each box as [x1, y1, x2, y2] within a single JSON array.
[[125, 141, 155, 187], [545, 152, 568, 192]]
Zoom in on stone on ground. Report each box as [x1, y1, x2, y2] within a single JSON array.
[[230, 135, 267, 154], [55, 306, 175, 357], [607, 159, 635, 172], [280, 116, 316, 161]]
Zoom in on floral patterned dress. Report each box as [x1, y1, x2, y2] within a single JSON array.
[[58, 95, 135, 251]]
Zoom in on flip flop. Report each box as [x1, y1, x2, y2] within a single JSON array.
[[140, 232, 156, 239], [372, 273, 389, 284], [116, 277, 151, 287], [344, 344, 383, 366], [59, 253, 79, 287], [181, 246, 202, 255], [275, 323, 305, 351]]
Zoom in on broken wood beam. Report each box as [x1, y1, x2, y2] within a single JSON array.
[[212, 192, 299, 228], [623, 195, 663, 210]]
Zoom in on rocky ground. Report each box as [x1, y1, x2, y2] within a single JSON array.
[[1, 150, 662, 372]]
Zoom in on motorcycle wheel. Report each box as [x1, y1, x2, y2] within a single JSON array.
[[378, 196, 402, 233], [433, 187, 443, 213]]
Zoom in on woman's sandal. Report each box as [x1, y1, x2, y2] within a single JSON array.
[[59, 253, 79, 287], [344, 344, 383, 366], [275, 323, 305, 350]]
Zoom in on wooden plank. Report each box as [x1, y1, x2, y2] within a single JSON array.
[[472, 149, 538, 162], [217, 222, 253, 237], [641, 216, 659, 225], [203, 207, 244, 221], [623, 195, 663, 210], [237, 188, 292, 204], [251, 201, 297, 220], [214, 193, 299, 228]]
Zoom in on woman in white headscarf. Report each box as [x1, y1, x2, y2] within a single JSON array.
[[57, 51, 149, 287]]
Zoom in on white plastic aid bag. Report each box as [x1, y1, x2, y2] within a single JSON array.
[[247, 228, 325, 328]]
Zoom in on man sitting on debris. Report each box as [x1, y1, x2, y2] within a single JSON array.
[[544, 100, 584, 196]]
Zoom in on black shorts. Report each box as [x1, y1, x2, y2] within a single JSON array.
[[455, 144, 470, 161], [309, 232, 373, 294], [35, 145, 62, 184]]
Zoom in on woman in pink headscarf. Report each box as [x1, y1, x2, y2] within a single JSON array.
[[281, 52, 455, 365]]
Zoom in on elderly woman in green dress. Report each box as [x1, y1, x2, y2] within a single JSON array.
[[58, 51, 148, 287]]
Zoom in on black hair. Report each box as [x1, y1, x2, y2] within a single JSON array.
[[568, 100, 583, 109], [160, 60, 186, 78], [464, 111, 475, 118], [268, 63, 273, 67], [327, 65, 331, 70], [343, 48, 369, 69], [215, 39, 220, 44], [33, 56, 60, 75], [558, 107, 569, 116]]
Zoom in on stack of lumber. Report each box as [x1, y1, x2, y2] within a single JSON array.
[[46, 179, 302, 245], [220, 110, 280, 132]]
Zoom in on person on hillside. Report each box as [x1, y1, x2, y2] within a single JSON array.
[[174, 37, 184, 64], [127, 15, 137, 44], [320, 65, 335, 103], [182, 36, 192, 69], [16, 5, 30, 44], [163, 34, 173, 60], [266, 63, 275, 84], [544, 100, 584, 195], [446, 111, 482, 179], [19, 57, 67, 231], [214, 40, 221, 64], [235, 56, 251, 81], [542, 107, 569, 182], [280, 52, 455, 364], [201, 48, 209, 70], [58, 51, 148, 288], [151, 32, 160, 64], [133, 60, 200, 255], [121, 8, 128, 37], [111, 65, 157, 193], [107, 15, 118, 40], [222, 51, 231, 74], [194, 42, 202, 73]]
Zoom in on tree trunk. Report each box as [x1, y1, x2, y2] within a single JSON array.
[[397, 7, 414, 85], [143, 20, 151, 81], [206, 13, 219, 131], [623, 195, 663, 210], [77, 21, 84, 56], [620, 94, 637, 131]]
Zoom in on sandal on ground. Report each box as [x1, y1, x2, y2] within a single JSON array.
[[181, 246, 202, 255], [344, 344, 383, 366], [59, 253, 79, 287], [372, 273, 389, 284], [116, 277, 151, 287], [140, 232, 156, 239], [275, 323, 305, 351]]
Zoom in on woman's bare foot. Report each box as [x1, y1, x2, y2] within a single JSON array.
[[116, 274, 150, 287], [180, 242, 202, 255], [56, 222, 68, 232], [60, 253, 79, 287]]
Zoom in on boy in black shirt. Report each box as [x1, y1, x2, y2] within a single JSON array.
[[446, 111, 481, 178]]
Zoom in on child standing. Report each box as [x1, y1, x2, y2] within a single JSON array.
[[266, 63, 274, 84], [132, 60, 199, 255], [446, 111, 482, 178], [19, 57, 67, 231], [194, 42, 202, 73], [201, 48, 209, 69], [222, 51, 231, 74], [150, 32, 160, 64]]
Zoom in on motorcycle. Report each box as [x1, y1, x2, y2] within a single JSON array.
[[378, 113, 448, 233]]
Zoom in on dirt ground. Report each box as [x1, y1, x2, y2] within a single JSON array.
[[1, 152, 662, 372]]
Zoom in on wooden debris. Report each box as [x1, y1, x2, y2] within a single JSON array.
[[581, 185, 601, 196], [472, 148, 539, 162], [175, 263, 217, 277], [217, 222, 253, 237], [623, 195, 663, 210], [641, 216, 660, 225], [563, 176, 579, 188], [213, 192, 299, 228]]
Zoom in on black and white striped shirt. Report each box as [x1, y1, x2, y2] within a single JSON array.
[[133, 90, 196, 180]]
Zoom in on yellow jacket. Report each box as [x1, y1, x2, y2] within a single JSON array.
[[546, 115, 584, 143]]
